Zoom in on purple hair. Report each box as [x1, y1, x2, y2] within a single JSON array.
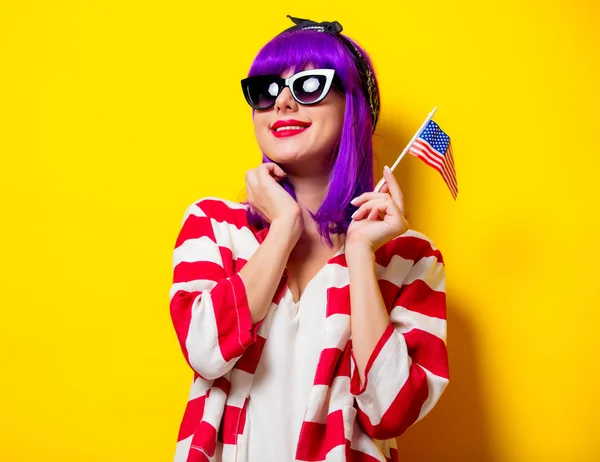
[[245, 29, 380, 247]]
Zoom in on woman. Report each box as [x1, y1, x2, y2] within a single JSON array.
[[169, 16, 449, 462]]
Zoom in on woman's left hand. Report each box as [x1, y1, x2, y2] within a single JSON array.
[[346, 166, 409, 253]]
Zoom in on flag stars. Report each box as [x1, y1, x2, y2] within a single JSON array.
[[410, 118, 457, 199]]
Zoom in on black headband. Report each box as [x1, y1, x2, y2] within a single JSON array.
[[282, 15, 380, 133]]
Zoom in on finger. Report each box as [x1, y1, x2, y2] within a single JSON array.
[[367, 203, 387, 221], [245, 184, 258, 214], [383, 166, 405, 211], [357, 196, 404, 223], [262, 162, 287, 179], [246, 169, 258, 188], [380, 182, 389, 194], [246, 184, 258, 207], [257, 165, 278, 185], [351, 197, 388, 221], [364, 199, 398, 222], [350, 191, 390, 207]]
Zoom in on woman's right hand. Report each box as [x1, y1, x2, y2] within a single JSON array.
[[245, 163, 303, 239]]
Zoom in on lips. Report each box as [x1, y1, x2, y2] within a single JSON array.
[[270, 119, 312, 138]]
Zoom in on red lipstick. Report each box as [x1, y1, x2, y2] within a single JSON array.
[[270, 119, 312, 138]]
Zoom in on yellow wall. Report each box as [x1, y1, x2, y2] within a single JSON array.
[[1, 1, 598, 461]]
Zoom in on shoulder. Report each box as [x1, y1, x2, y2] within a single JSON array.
[[375, 229, 444, 267], [180, 196, 250, 227]]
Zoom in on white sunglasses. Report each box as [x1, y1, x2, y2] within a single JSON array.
[[241, 69, 343, 110]]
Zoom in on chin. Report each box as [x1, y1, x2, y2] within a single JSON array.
[[263, 144, 306, 164], [259, 135, 337, 169]]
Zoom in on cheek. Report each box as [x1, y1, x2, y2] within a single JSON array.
[[335, 100, 346, 131], [253, 114, 271, 144], [323, 96, 346, 135], [334, 108, 345, 133], [321, 105, 345, 140]]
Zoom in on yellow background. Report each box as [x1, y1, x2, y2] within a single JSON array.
[[1, 1, 599, 461]]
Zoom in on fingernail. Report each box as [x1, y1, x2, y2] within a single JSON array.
[[350, 197, 359, 205], [384, 165, 392, 173], [351, 210, 358, 219]]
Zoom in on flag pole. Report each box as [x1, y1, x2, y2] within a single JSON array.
[[373, 106, 438, 193]]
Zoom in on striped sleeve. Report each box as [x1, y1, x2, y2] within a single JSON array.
[[169, 198, 261, 380], [350, 233, 450, 440]]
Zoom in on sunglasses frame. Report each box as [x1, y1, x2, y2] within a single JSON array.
[[241, 68, 339, 110]]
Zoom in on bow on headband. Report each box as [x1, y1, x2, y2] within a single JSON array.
[[284, 15, 343, 34], [281, 15, 380, 132]]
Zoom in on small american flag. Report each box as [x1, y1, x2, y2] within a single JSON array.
[[408, 120, 458, 199]]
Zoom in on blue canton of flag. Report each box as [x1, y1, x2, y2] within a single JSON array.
[[408, 120, 458, 199]]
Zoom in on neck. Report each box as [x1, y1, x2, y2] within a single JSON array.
[[288, 173, 329, 212], [287, 172, 343, 247]]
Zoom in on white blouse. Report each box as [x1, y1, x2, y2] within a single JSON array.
[[238, 283, 329, 461]]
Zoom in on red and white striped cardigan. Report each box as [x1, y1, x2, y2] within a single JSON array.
[[169, 197, 449, 462]]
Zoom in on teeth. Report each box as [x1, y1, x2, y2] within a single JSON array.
[[274, 126, 307, 132]]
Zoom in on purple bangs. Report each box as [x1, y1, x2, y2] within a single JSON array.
[[249, 31, 357, 87], [245, 29, 379, 247]]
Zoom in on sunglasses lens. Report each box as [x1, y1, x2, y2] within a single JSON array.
[[292, 75, 328, 104], [245, 76, 280, 109]]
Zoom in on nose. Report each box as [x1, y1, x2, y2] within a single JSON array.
[[275, 86, 298, 114]]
